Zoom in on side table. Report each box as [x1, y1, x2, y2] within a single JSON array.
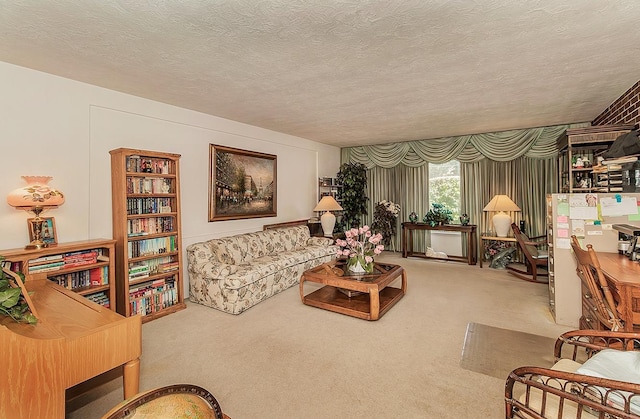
[[480, 235, 518, 268]]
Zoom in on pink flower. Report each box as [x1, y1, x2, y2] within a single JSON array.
[[365, 256, 373, 263], [345, 230, 353, 239], [365, 230, 372, 237]]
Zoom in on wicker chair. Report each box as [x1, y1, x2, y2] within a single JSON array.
[[102, 384, 230, 419], [506, 223, 548, 283], [505, 329, 640, 419]]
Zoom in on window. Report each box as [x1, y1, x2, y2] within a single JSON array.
[[428, 161, 461, 220]]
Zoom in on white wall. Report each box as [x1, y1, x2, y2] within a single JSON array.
[[0, 61, 341, 292]]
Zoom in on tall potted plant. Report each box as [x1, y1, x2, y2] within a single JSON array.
[[336, 162, 368, 230]]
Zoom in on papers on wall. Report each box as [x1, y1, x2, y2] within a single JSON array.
[[572, 219, 585, 238], [569, 194, 598, 220], [600, 196, 639, 217]]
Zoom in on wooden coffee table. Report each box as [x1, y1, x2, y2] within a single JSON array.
[[299, 260, 407, 320]]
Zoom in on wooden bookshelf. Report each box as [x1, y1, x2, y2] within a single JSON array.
[[0, 238, 117, 311], [110, 148, 186, 322]]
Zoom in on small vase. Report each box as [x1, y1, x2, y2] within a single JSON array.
[[459, 214, 470, 225], [347, 256, 374, 274], [409, 212, 418, 223]]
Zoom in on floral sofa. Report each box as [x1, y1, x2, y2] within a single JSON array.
[[186, 225, 337, 314]]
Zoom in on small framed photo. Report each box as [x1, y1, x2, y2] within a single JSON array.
[[28, 217, 57, 245]]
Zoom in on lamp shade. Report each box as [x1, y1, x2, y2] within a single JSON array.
[[483, 195, 520, 238], [482, 195, 520, 212], [313, 196, 343, 212], [7, 176, 65, 209]]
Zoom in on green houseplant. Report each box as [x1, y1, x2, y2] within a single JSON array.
[[336, 162, 368, 230], [371, 200, 401, 246], [0, 257, 37, 324], [423, 203, 453, 227]]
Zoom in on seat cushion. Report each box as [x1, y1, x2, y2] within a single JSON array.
[[575, 349, 640, 415]]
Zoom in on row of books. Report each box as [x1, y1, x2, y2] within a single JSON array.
[[128, 236, 178, 258], [85, 291, 110, 309], [128, 263, 150, 281], [126, 177, 172, 195], [128, 256, 175, 280], [129, 278, 178, 316], [126, 197, 173, 215], [27, 249, 102, 273], [127, 216, 174, 236], [48, 266, 109, 289], [126, 156, 174, 174]]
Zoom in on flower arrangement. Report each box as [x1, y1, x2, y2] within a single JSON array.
[[372, 200, 401, 246], [336, 225, 384, 273]]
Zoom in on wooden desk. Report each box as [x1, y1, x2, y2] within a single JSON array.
[[594, 252, 640, 332], [401, 222, 477, 265], [0, 277, 142, 418]]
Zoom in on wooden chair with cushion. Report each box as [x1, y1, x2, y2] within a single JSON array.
[[570, 235, 624, 331], [506, 223, 549, 283], [505, 329, 640, 418], [102, 384, 230, 419]]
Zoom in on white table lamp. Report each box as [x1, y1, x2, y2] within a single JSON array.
[[313, 196, 343, 237], [483, 195, 520, 238]]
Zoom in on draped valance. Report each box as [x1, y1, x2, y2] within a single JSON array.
[[342, 124, 584, 168]]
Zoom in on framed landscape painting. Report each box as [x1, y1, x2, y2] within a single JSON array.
[[208, 144, 277, 221]]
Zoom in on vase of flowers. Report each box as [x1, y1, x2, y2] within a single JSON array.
[[336, 226, 384, 274], [371, 200, 401, 246]]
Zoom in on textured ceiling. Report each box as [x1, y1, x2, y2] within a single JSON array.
[[1, 1, 639, 147]]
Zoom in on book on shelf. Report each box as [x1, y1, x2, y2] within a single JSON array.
[[28, 254, 63, 265], [28, 261, 65, 273]]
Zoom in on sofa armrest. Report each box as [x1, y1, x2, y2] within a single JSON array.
[[307, 237, 335, 246]]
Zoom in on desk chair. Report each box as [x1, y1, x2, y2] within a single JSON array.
[[506, 223, 548, 283], [570, 235, 625, 331]]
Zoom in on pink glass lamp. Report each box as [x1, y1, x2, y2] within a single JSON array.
[[7, 176, 65, 249]]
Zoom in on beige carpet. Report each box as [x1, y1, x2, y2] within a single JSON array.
[[460, 322, 556, 380], [66, 252, 571, 419]]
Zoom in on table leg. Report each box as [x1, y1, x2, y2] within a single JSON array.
[[369, 290, 380, 321], [123, 358, 140, 399], [400, 269, 407, 294], [402, 226, 408, 257]]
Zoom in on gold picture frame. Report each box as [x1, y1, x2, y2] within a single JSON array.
[[209, 144, 277, 221], [27, 216, 57, 246]]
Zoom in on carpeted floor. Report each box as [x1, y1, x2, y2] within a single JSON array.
[[66, 252, 572, 419], [460, 322, 556, 380]]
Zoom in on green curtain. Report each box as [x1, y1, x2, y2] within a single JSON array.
[[342, 124, 573, 167], [362, 165, 430, 252], [461, 157, 557, 237]]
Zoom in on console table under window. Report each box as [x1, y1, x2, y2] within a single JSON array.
[[401, 222, 477, 265]]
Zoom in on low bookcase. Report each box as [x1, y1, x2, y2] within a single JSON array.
[[0, 239, 117, 310], [110, 147, 186, 322]]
